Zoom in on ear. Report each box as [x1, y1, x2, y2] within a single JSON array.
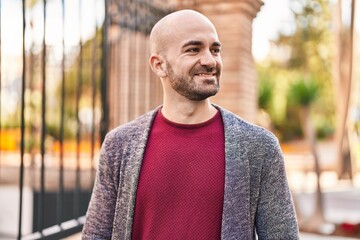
[[149, 54, 167, 78]]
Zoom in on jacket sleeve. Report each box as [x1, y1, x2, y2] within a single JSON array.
[[82, 134, 119, 240], [255, 141, 300, 239]]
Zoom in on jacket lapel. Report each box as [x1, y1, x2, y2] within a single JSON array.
[[113, 109, 159, 239], [219, 108, 252, 239]]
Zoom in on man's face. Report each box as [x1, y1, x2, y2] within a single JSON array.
[[162, 21, 222, 101]]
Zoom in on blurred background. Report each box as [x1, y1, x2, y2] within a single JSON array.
[[0, 0, 359, 239]]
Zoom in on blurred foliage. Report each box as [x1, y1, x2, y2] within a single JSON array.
[[257, 0, 335, 142], [51, 28, 103, 141], [258, 78, 274, 110], [288, 78, 319, 107]]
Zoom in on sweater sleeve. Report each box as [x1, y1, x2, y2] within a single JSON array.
[[255, 141, 300, 239], [82, 133, 120, 240]]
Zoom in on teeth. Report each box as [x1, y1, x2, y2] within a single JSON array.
[[198, 73, 214, 76]]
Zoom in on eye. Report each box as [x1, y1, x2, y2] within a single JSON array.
[[186, 48, 200, 53], [211, 48, 221, 54]]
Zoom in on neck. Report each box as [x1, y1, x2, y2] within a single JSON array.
[[161, 99, 217, 124]]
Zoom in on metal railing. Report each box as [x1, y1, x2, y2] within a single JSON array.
[[0, 0, 171, 239], [0, 0, 104, 239]]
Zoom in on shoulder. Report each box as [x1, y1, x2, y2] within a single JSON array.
[[217, 106, 282, 162], [102, 108, 158, 147], [218, 106, 278, 145]]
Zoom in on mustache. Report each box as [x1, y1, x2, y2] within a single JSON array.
[[191, 66, 217, 75]]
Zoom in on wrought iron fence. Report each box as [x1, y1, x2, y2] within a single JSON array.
[[1, 0, 104, 239], [0, 0, 172, 239]]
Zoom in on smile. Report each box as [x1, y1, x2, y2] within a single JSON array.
[[196, 73, 216, 77]]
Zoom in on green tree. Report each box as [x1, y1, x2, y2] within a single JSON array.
[[257, 0, 335, 141]]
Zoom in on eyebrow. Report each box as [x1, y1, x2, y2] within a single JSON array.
[[181, 40, 222, 49]]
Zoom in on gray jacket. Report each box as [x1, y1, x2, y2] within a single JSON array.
[[82, 106, 299, 239]]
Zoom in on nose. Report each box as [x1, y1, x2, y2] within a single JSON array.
[[199, 50, 217, 68]]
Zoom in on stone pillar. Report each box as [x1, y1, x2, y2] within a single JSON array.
[[178, 0, 263, 123]]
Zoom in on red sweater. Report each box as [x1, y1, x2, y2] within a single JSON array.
[[132, 110, 225, 240]]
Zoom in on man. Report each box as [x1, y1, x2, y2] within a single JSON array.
[[82, 9, 299, 239]]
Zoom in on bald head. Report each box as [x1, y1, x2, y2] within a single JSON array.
[[149, 10, 218, 55], [148, 9, 222, 103]]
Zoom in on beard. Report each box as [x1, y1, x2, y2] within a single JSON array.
[[165, 61, 220, 101]]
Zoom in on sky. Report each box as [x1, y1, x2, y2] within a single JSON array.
[[1, 0, 104, 56], [252, 0, 295, 61], [252, 0, 360, 61]]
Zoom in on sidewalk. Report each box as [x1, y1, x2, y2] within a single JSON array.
[[293, 188, 360, 224], [300, 232, 359, 239], [283, 139, 360, 239]]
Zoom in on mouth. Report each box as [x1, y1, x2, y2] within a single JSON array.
[[195, 73, 216, 77]]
